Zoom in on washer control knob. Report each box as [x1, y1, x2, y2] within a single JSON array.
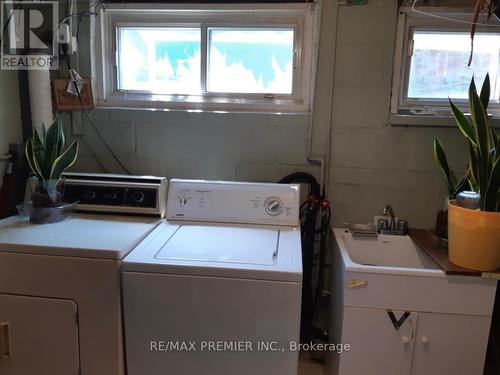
[[264, 197, 283, 216]]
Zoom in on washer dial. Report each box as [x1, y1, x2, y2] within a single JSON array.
[[264, 197, 283, 216]]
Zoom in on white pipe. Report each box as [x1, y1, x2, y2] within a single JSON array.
[[28, 69, 54, 131]]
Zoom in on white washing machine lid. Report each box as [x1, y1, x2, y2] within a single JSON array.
[[157, 225, 278, 265], [123, 222, 302, 282], [0, 214, 161, 259]]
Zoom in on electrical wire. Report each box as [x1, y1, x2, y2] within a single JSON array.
[[62, 47, 131, 175], [411, 0, 500, 27]]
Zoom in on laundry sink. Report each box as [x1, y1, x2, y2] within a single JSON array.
[[329, 228, 498, 375], [340, 229, 438, 270]]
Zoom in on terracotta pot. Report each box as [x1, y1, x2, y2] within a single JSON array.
[[448, 200, 500, 271]]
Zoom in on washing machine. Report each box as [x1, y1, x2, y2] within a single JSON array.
[[122, 179, 302, 375], [0, 173, 167, 375]]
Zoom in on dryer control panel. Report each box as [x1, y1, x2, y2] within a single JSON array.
[[166, 179, 300, 227]]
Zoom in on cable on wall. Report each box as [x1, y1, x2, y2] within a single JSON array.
[[60, 4, 131, 175], [411, 0, 500, 27]]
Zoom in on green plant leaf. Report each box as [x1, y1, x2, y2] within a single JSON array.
[[41, 123, 47, 141], [480, 73, 490, 111], [449, 99, 477, 147], [484, 157, 500, 211], [49, 140, 79, 181], [24, 139, 41, 178], [57, 119, 65, 155], [31, 132, 46, 178], [433, 137, 457, 195], [469, 80, 491, 159], [32, 128, 44, 149], [468, 141, 480, 189], [43, 118, 62, 178]]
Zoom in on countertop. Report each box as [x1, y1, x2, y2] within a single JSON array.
[[409, 229, 500, 279]]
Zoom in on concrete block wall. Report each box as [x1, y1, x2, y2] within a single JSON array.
[[72, 110, 317, 182], [67, 0, 470, 230], [325, 0, 468, 228]]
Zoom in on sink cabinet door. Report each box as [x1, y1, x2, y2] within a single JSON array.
[[0, 294, 80, 375], [339, 307, 417, 375], [411, 312, 491, 375]]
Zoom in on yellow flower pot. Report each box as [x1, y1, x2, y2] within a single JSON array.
[[448, 200, 500, 271]]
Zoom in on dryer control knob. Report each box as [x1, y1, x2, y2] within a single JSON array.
[[264, 197, 283, 216]]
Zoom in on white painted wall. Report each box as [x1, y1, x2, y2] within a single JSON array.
[[70, 0, 468, 229]]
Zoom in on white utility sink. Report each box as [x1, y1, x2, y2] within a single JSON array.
[[341, 230, 438, 271], [327, 227, 498, 375]]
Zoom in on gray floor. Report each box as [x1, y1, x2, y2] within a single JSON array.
[[298, 353, 324, 375]]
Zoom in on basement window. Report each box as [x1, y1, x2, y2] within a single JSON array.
[[391, 8, 500, 121], [94, 4, 318, 112]]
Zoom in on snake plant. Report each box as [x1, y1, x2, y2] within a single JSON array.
[[434, 74, 500, 212], [25, 117, 79, 200]]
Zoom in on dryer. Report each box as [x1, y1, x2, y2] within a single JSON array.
[[122, 179, 302, 375], [0, 173, 167, 375]]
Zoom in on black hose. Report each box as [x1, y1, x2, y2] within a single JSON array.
[[278, 172, 331, 342], [278, 172, 321, 198]]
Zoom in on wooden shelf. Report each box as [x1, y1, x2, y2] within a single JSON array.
[[409, 229, 500, 278]]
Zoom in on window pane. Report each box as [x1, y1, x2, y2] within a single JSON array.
[[207, 28, 294, 94], [118, 28, 201, 94], [407, 32, 500, 100]]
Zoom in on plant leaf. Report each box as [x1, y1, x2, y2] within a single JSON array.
[[468, 140, 480, 189], [449, 99, 477, 147], [49, 141, 79, 181], [433, 137, 457, 195], [43, 118, 62, 178], [41, 123, 47, 141], [24, 139, 41, 178], [469, 79, 491, 160], [480, 73, 490, 110], [31, 131, 46, 178], [484, 157, 500, 211]]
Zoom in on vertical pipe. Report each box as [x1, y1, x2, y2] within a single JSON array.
[[28, 69, 54, 131]]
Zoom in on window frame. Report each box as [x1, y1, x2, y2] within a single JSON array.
[[93, 3, 318, 113], [391, 7, 500, 119]]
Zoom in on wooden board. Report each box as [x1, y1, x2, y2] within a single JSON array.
[[409, 229, 500, 277], [52, 77, 94, 111]]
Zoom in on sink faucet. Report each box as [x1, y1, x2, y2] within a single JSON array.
[[382, 204, 395, 229], [376, 204, 408, 235]]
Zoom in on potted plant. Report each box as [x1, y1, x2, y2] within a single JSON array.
[[433, 138, 472, 239], [435, 74, 500, 271], [24, 117, 79, 223]]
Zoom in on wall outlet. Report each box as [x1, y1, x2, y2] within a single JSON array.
[[58, 24, 71, 44]]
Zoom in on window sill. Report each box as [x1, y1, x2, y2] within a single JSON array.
[[95, 96, 309, 114], [389, 114, 500, 128]]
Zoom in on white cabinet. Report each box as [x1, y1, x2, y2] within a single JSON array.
[[411, 312, 491, 375], [0, 294, 80, 375], [336, 306, 491, 375], [339, 307, 417, 375]]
